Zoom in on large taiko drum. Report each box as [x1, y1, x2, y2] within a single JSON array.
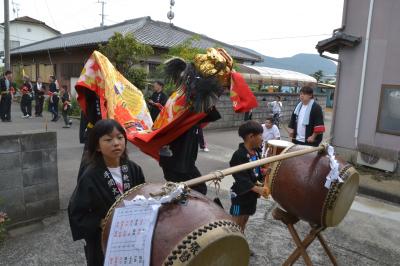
[[265, 139, 293, 157], [102, 183, 250, 266], [268, 144, 359, 227]]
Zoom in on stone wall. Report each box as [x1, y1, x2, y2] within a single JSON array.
[[0, 132, 59, 226], [208, 92, 327, 129]]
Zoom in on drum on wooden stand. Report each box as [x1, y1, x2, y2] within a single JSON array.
[[262, 140, 293, 186], [102, 183, 250, 266], [268, 144, 359, 227], [264, 139, 293, 158]]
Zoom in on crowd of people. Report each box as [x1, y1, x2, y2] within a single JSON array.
[[0, 71, 72, 128], [2, 68, 325, 265], [67, 79, 324, 264]]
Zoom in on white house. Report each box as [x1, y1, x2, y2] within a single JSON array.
[[1, 16, 60, 66]]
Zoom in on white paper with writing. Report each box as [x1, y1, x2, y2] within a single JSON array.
[[104, 203, 160, 266]]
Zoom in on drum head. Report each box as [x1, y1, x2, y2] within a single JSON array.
[[324, 167, 359, 227], [168, 228, 249, 266], [267, 139, 292, 148]]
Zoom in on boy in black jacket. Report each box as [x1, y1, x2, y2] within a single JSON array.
[[230, 121, 269, 234]]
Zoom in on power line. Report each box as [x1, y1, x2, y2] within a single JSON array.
[[230, 34, 331, 43]]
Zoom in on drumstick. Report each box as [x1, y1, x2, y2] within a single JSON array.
[[185, 144, 327, 188]]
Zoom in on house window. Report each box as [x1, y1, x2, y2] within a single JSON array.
[[38, 64, 55, 81], [376, 85, 400, 136]]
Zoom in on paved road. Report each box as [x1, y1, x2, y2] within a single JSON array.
[[1, 103, 399, 265]]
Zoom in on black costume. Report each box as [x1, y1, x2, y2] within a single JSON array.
[[33, 82, 46, 116], [0, 77, 13, 122], [20, 82, 33, 117], [288, 101, 325, 147], [159, 108, 221, 195], [48, 81, 59, 118], [68, 159, 145, 266], [229, 143, 262, 216], [149, 91, 168, 121], [61, 91, 71, 126], [77, 90, 102, 179]]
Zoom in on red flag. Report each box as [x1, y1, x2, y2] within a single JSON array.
[[230, 72, 258, 112]]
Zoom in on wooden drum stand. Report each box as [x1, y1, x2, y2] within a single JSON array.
[[272, 207, 338, 266]]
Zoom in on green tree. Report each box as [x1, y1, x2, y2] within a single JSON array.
[[311, 70, 324, 83], [166, 35, 205, 61], [99, 32, 154, 90]]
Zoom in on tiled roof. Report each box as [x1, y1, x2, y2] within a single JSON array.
[[11, 16, 262, 63]]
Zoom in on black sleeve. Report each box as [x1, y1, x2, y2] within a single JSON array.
[[288, 111, 296, 130], [200, 106, 221, 123], [68, 176, 103, 241], [128, 161, 146, 186], [160, 92, 168, 106], [311, 104, 325, 133], [0, 79, 5, 92], [85, 90, 102, 125], [229, 152, 255, 195]]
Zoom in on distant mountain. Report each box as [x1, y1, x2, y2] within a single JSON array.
[[237, 47, 337, 76]]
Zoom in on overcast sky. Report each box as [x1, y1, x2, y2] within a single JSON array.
[[1, 0, 344, 57]]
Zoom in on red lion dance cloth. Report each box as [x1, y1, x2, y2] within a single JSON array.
[[75, 49, 257, 160]]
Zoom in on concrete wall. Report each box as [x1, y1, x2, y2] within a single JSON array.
[[0, 132, 59, 226], [207, 92, 326, 129], [333, 0, 400, 161]]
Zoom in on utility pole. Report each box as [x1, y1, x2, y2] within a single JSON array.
[[4, 0, 11, 70], [98, 0, 105, 27]]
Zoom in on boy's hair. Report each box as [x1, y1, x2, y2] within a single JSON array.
[[265, 117, 273, 123], [300, 86, 314, 96], [238, 121, 263, 139], [275, 95, 281, 100], [4, 70, 12, 76], [155, 81, 164, 87]]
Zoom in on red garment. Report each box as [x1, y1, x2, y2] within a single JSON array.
[[230, 72, 258, 113], [129, 110, 207, 160]]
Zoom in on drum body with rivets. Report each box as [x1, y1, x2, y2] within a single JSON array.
[[102, 183, 250, 266], [268, 144, 359, 227]]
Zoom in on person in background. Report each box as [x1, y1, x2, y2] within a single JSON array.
[[261, 117, 280, 157], [148, 81, 168, 121], [244, 109, 253, 121], [0, 70, 14, 122], [49, 87, 60, 122], [288, 86, 325, 147], [68, 119, 146, 265], [33, 77, 46, 117], [20, 76, 33, 118], [198, 126, 209, 152], [48, 75, 59, 121], [60, 85, 73, 128], [268, 95, 282, 128]]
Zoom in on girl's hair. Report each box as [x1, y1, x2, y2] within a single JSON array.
[[84, 119, 128, 166]]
